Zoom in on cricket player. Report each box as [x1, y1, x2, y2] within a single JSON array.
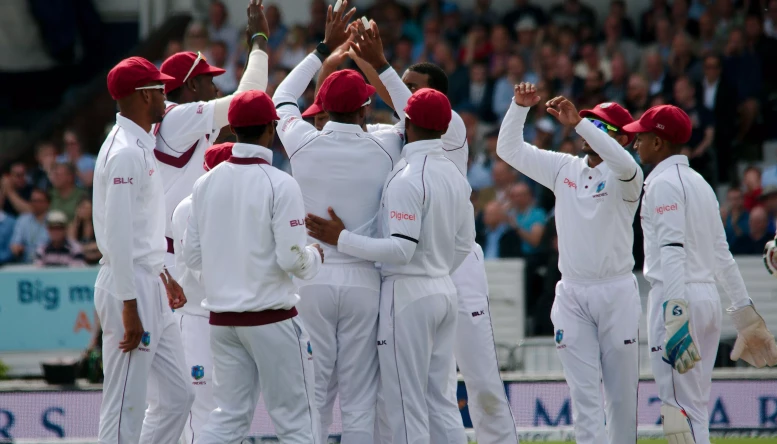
[[183, 90, 324, 444], [272, 3, 406, 441], [351, 20, 518, 443], [307, 88, 474, 444], [497, 84, 643, 444], [626, 105, 777, 444], [94, 56, 194, 444], [169, 142, 234, 442]]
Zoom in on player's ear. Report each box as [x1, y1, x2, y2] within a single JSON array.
[[615, 134, 629, 147], [186, 77, 197, 93]]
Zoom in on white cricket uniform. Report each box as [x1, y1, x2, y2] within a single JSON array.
[[335, 138, 474, 444], [93, 114, 194, 444], [641, 155, 751, 444], [273, 52, 404, 444], [183, 142, 322, 444], [375, 71, 519, 444], [171, 196, 213, 444], [497, 102, 643, 444]]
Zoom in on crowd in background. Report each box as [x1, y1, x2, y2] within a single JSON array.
[[2, 0, 777, 333]]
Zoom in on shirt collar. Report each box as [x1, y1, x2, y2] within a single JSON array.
[[231, 142, 274, 164], [116, 113, 155, 150], [645, 154, 689, 184], [401, 139, 444, 160], [322, 121, 365, 134]]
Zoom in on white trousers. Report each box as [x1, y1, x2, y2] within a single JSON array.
[[647, 283, 722, 444], [550, 274, 641, 444], [196, 316, 320, 444], [378, 275, 467, 444], [296, 264, 381, 444], [174, 312, 214, 444], [95, 266, 194, 444], [450, 246, 519, 444]]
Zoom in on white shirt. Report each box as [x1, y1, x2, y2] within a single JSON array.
[[171, 196, 207, 317], [183, 143, 321, 313], [273, 53, 405, 265], [338, 139, 475, 278], [497, 102, 643, 281], [641, 155, 750, 309], [93, 114, 167, 300], [702, 78, 719, 111]]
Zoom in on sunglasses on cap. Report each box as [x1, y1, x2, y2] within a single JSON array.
[[182, 51, 206, 84], [587, 118, 618, 133], [135, 84, 166, 92]]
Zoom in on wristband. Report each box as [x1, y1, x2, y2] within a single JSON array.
[[250, 32, 269, 45], [377, 63, 392, 74], [316, 41, 333, 57]]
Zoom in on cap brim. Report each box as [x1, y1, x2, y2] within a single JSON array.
[[200, 65, 227, 77], [364, 84, 377, 99], [302, 103, 324, 118], [621, 120, 652, 134], [153, 72, 176, 83]]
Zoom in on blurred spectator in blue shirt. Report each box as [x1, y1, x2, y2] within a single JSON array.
[[477, 201, 521, 259], [506, 182, 547, 256], [722, 187, 749, 245], [57, 129, 96, 188], [207, 0, 239, 61], [0, 209, 15, 265], [468, 129, 500, 191], [10, 188, 50, 264], [35, 211, 85, 267], [493, 54, 538, 120], [2, 162, 33, 217], [731, 206, 771, 255], [29, 141, 58, 192], [265, 4, 288, 51]]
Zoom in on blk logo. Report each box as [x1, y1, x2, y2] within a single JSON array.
[[113, 177, 133, 185], [624, 338, 637, 344], [377, 340, 387, 346], [651, 345, 663, 352], [471, 310, 485, 317], [290, 219, 305, 227]]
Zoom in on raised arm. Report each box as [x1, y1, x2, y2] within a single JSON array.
[[272, 177, 322, 279], [496, 84, 573, 192], [646, 179, 687, 302]]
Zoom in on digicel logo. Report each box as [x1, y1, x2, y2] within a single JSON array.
[[655, 203, 678, 215], [390, 211, 416, 221]]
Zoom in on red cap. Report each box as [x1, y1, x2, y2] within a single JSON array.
[[107, 57, 175, 100], [302, 95, 325, 118], [227, 90, 280, 127], [403, 88, 452, 132], [160, 52, 226, 94], [319, 70, 376, 113], [622, 105, 692, 145], [579, 102, 636, 145], [204, 142, 234, 171]]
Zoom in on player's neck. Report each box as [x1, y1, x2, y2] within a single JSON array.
[[119, 111, 153, 133], [586, 155, 603, 168]]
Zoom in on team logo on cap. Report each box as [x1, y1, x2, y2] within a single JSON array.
[[599, 102, 613, 108], [191, 365, 205, 381], [656, 123, 665, 130]]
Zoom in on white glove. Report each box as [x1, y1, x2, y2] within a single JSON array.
[[729, 303, 777, 368], [762, 239, 777, 276], [663, 299, 701, 374]]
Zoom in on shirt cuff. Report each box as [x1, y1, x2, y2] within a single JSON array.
[[337, 230, 354, 254]]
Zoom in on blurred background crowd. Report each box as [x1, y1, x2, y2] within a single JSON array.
[[1, 0, 777, 334]]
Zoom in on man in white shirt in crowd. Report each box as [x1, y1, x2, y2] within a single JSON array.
[[271, 3, 406, 442], [307, 88, 474, 444], [352, 20, 519, 443], [497, 83, 643, 444], [627, 105, 777, 444], [94, 56, 193, 444], [183, 90, 324, 444], [169, 142, 232, 442]]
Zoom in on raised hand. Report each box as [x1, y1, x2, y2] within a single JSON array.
[[246, 0, 269, 47], [513, 82, 541, 108], [349, 19, 388, 70], [546, 96, 582, 127], [324, 0, 357, 53]]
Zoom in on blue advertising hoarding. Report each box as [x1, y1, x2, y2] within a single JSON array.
[[0, 266, 99, 351]]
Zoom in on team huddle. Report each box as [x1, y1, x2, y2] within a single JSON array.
[[92, 1, 777, 444]]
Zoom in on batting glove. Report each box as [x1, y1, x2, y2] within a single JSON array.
[[663, 299, 701, 374], [729, 303, 777, 368], [763, 239, 777, 276]]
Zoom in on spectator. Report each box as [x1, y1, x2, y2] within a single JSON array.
[[391, 36, 414, 74], [459, 22, 491, 65], [639, 0, 671, 44], [743, 166, 763, 210], [183, 21, 210, 54], [761, 186, 777, 223], [646, 17, 674, 63], [0, 206, 15, 266], [603, 52, 630, 104], [600, 14, 640, 71], [468, 129, 499, 191], [507, 182, 546, 256], [745, 14, 777, 110], [57, 129, 96, 188], [668, 32, 702, 81], [34, 211, 85, 267], [1, 162, 32, 217], [715, 0, 742, 41], [10, 188, 50, 264], [441, 3, 465, 47], [307, 0, 327, 42], [674, 76, 715, 184], [68, 198, 101, 265], [671, 0, 700, 37], [49, 163, 87, 222], [488, 24, 512, 79], [207, 0, 239, 60], [723, 28, 762, 143], [488, 160, 519, 206], [722, 187, 750, 245], [30, 141, 57, 192], [698, 11, 720, 53], [433, 41, 469, 107], [413, 19, 442, 63], [503, 0, 547, 33], [463, 62, 496, 123], [514, 17, 539, 71], [278, 25, 308, 70], [265, 4, 288, 51], [552, 54, 584, 102], [625, 73, 650, 117], [607, 0, 637, 40], [731, 206, 771, 255], [558, 138, 579, 156], [210, 40, 237, 94], [575, 40, 611, 83], [699, 53, 738, 183], [476, 200, 521, 259], [766, 0, 777, 38], [466, 0, 499, 27], [642, 49, 673, 99], [155, 40, 183, 67], [549, 0, 597, 31], [493, 54, 537, 119], [531, 117, 557, 150], [579, 69, 607, 110]]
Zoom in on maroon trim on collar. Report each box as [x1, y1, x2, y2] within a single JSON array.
[[154, 140, 198, 168], [153, 104, 178, 136], [226, 156, 270, 165], [166, 237, 175, 254], [209, 307, 297, 326]]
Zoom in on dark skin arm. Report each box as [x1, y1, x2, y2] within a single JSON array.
[[160, 268, 187, 309], [244, 0, 270, 66], [306, 207, 346, 246]]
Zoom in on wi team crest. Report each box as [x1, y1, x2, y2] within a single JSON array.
[[191, 365, 206, 384], [555, 329, 566, 349]]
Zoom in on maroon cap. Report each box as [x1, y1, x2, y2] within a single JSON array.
[[404, 88, 452, 132], [107, 57, 175, 100], [227, 90, 280, 127], [580, 102, 636, 145], [319, 70, 376, 113], [622, 105, 692, 145], [160, 52, 226, 94], [204, 142, 234, 171], [302, 95, 325, 118]]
